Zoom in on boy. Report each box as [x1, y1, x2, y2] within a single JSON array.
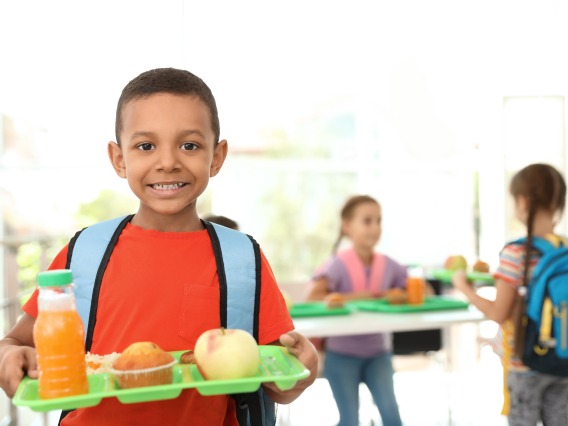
[[0, 68, 317, 425]]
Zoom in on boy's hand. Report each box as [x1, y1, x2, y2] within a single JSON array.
[[262, 331, 318, 404], [0, 346, 37, 398]]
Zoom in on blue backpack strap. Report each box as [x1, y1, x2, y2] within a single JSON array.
[[507, 237, 556, 285], [65, 215, 132, 349], [204, 221, 261, 339], [510, 236, 556, 254], [203, 221, 274, 426]]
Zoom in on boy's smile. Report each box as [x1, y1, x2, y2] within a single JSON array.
[[108, 93, 227, 231]]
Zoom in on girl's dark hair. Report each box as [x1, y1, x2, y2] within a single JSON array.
[[205, 215, 239, 230], [331, 195, 380, 254], [115, 68, 220, 145], [510, 163, 567, 287]]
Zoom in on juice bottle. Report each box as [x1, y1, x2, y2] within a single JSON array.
[[33, 269, 88, 399], [406, 266, 425, 305]]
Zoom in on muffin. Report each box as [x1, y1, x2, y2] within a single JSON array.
[[473, 259, 490, 273], [111, 342, 176, 389]]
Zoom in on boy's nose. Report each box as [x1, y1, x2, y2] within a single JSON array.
[[157, 148, 181, 172]]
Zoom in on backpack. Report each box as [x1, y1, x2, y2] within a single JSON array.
[[514, 236, 568, 376], [59, 215, 276, 426]]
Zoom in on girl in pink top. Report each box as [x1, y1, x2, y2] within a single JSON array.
[[307, 195, 404, 426]]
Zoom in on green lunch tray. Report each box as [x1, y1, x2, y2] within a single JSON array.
[[430, 269, 494, 285], [350, 296, 469, 313], [13, 346, 309, 412], [289, 302, 353, 318]]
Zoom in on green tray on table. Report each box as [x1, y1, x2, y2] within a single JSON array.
[[350, 296, 469, 313], [13, 346, 309, 412], [289, 302, 353, 318], [430, 269, 494, 285]]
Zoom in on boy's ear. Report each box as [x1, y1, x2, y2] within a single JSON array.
[[210, 139, 228, 177], [108, 141, 127, 178]]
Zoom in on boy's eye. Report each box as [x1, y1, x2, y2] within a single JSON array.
[[181, 142, 198, 151], [137, 143, 154, 151]]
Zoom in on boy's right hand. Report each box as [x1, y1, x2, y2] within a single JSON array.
[[0, 346, 37, 398]]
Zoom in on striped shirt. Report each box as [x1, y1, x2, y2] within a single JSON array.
[[494, 239, 545, 369], [494, 242, 541, 287]]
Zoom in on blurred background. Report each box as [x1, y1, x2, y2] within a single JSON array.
[[1, 0, 567, 424]]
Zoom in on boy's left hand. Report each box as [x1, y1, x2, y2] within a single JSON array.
[[262, 331, 318, 404]]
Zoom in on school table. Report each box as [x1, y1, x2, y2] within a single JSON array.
[[292, 305, 486, 337], [290, 306, 488, 426]]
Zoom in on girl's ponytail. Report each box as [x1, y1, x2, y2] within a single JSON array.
[[512, 203, 536, 359], [331, 230, 343, 255]]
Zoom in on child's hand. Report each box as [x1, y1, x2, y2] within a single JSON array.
[[0, 345, 38, 398], [262, 331, 318, 404], [451, 269, 471, 293]]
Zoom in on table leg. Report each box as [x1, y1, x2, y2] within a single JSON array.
[[442, 325, 454, 426]]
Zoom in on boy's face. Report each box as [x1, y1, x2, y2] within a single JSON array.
[[108, 93, 227, 227]]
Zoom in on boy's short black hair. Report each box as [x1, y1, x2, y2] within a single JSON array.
[[115, 67, 220, 145]]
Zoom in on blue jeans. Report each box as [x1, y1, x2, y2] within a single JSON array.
[[324, 350, 402, 426]]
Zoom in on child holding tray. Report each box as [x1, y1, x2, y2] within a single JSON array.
[[306, 194, 405, 426], [0, 67, 318, 425]]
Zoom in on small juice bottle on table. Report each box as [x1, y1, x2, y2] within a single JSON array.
[[406, 266, 425, 305], [33, 269, 88, 399]]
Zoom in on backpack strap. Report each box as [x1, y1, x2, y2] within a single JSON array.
[[509, 237, 564, 288], [203, 221, 274, 426], [516, 237, 556, 255], [65, 215, 132, 349], [203, 221, 261, 339]]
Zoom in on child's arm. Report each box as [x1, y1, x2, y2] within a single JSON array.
[[0, 313, 38, 398], [305, 277, 329, 301], [305, 277, 374, 301], [452, 270, 517, 323], [262, 331, 318, 404]]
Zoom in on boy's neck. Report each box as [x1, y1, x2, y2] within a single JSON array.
[[130, 211, 204, 232]]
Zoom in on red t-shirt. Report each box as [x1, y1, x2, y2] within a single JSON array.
[[23, 223, 294, 426]]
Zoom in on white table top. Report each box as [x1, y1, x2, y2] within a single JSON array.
[[292, 306, 486, 338]]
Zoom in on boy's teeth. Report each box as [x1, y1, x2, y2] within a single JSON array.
[[153, 183, 183, 190]]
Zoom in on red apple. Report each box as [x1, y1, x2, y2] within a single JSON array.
[[194, 328, 260, 380]]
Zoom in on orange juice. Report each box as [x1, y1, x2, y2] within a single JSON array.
[[33, 270, 88, 399], [406, 277, 425, 305]]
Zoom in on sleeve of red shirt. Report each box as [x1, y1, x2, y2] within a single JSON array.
[[257, 249, 294, 345], [21, 244, 70, 318]]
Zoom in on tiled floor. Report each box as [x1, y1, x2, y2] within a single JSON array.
[[277, 345, 509, 426]]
